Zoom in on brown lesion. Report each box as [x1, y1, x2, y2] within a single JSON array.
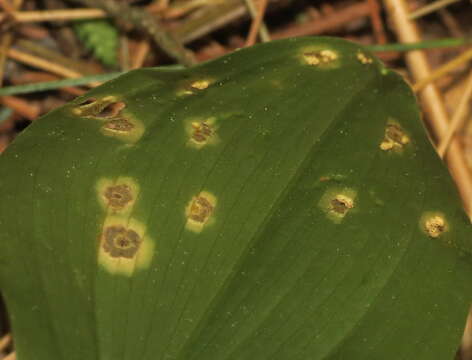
[[191, 121, 213, 143], [188, 196, 214, 223], [318, 188, 356, 224], [103, 118, 135, 133], [104, 184, 133, 210], [330, 195, 354, 215], [380, 120, 410, 151], [95, 101, 126, 119], [102, 225, 142, 258], [185, 116, 219, 149], [73, 96, 142, 142]]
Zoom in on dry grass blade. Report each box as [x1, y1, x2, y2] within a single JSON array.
[[130, 40, 151, 69], [272, 2, 370, 39], [438, 69, 472, 158], [0, 0, 16, 14], [243, 0, 270, 43], [0, 0, 24, 86], [367, 0, 387, 44], [0, 95, 40, 120], [7, 48, 83, 79], [8, 8, 107, 22], [412, 47, 472, 92], [245, 0, 270, 46], [408, 0, 461, 20], [0, 31, 14, 87]]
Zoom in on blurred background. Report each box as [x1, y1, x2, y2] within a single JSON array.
[[0, 0, 471, 358]]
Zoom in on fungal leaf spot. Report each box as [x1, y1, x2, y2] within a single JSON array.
[[331, 195, 354, 215], [72, 96, 124, 118], [191, 80, 210, 90], [104, 118, 135, 132], [300, 46, 340, 69], [96, 177, 139, 214], [100, 113, 144, 144], [95, 101, 126, 119], [186, 117, 218, 148], [380, 119, 410, 152], [98, 216, 155, 276], [185, 191, 217, 233], [105, 184, 133, 209], [192, 121, 212, 143], [319, 187, 357, 223], [421, 212, 449, 239], [177, 78, 213, 96], [103, 225, 141, 259], [357, 51, 373, 64]]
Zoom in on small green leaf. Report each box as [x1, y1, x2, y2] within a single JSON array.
[[74, 19, 119, 67]]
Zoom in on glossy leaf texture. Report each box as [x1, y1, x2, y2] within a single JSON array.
[[0, 37, 471, 360]]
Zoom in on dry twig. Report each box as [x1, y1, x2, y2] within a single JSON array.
[[438, 69, 472, 157], [0, 95, 40, 120], [7, 48, 83, 79], [367, 0, 387, 44], [412, 47, 472, 92], [0, 0, 24, 86], [245, 0, 270, 46], [3, 8, 106, 22], [408, 0, 461, 20], [272, 2, 370, 39], [130, 40, 151, 69], [0, 0, 16, 14], [244, 0, 270, 45]]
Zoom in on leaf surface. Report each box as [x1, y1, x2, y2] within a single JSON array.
[[0, 37, 471, 360]]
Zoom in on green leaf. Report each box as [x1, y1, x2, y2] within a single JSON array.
[[0, 36, 471, 360], [74, 19, 119, 67]]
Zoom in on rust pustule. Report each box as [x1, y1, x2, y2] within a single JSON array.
[[103, 117, 135, 133], [192, 121, 213, 143], [424, 215, 446, 238], [303, 49, 338, 66], [188, 196, 214, 223], [330, 195, 354, 215], [319, 187, 357, 224], [380, 120, 410, 151], [102, 225, 142, 259], [190, 80, 210, 90], [104, 184, 133, 209], [357, 52, 373, 64]]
